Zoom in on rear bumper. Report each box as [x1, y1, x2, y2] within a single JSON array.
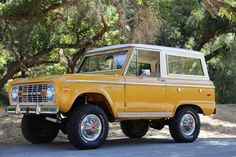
[[6, 105, 59, 115]]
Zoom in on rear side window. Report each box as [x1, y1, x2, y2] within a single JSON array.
[[167, 55, 204, 76]]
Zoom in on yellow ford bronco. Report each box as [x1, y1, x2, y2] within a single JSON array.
[[7, 44, 216, 149]]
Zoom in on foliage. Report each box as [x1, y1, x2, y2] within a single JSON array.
[[208, 36, 236, 103]]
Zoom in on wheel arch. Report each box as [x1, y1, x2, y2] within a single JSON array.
[[173, 104, 204, 116], [68, 91, 115, 122]]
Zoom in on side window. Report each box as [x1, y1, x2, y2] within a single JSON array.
[[167, 55, 204, 76], [126, 50, 138, 76], [126, 49, 160, 77]]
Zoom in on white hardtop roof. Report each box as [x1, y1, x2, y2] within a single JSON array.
[[87, 44, 203, 56]]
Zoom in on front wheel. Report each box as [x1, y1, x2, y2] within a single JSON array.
[[67, 104, 109, 149], [120, 120, 149, 138], [169, 107, 200, 143], [21, 115, 59, 144]]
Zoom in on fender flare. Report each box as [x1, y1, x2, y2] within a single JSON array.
[[70, 88, 116, 116]]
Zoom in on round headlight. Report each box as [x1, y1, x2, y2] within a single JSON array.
[[46, 84, 55, 102], [12, 86, 19, 101]]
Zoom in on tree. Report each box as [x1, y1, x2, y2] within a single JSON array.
[[0, 0, 164, 89], [109, 0, 162, 44], [0, 0, 113, 89], [208, 38, 236, 103], [202, 0, 236, 21], [153, 0, 235, 61]]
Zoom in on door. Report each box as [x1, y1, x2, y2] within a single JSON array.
[[124, 48, 166, 113]]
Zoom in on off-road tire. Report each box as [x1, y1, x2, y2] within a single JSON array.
[[67, 104, 109, 149], [169, 107, 200, 143], [21, 114, 59, 144], [120, 120, 149, 138]]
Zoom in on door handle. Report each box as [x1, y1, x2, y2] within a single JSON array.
[[158, 78, 165, 81], [177, 88, 182, 92]]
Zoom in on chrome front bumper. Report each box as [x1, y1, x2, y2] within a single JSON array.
[[6, 105, 59, 114]]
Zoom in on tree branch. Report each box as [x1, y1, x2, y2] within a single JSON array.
[[72, 15, 110, 63], [210, 0, 236, 15], [43, 1, 79, 15], [205, 45, 230, 62], [202, 0, 217, 17], [1, 1, 79, 21], [0, 62, 21, 89], [193, 18, 234, 51], [202, 0, 236, 17]]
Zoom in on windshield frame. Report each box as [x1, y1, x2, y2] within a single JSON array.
[[77, 48, 131, 74]]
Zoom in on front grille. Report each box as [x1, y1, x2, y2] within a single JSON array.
[[18, 84, 49, 103]]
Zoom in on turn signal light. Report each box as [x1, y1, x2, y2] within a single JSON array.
[[40, 91, 46, 96], [17, 92, 23, 97], [207, 93, 212, 97]]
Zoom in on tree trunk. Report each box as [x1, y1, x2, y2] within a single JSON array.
[[0, 62, 21, 89], [66, 49, 86, 74], [66, 64, 75, 74]]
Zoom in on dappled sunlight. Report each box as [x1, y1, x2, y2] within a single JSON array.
[[202, 116, 236, 128], [200, 114, 236, 137]]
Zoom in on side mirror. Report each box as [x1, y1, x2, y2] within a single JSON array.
[[139, 69, 150, 78]]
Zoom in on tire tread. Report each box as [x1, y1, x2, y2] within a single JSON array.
[[169, 107, 200, 143], [67, 104, 109, 149]]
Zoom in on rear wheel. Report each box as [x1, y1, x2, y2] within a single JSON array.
[[67, 104, 109, 149], [169, 107, 200, 143], [21, 115, 59, 144], [120, 120, 149, 138]]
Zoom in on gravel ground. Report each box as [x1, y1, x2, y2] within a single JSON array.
[[0, 104, 236, 145]]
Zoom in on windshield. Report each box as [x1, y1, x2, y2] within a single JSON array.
[[78, 50, 129, 73]]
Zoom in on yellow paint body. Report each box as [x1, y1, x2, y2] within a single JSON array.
[[8, 46, 216, 119]]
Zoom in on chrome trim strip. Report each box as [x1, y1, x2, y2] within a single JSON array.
[[117, 112, 173, 118], [65, 80, 165, 86], [167, 73, 206, 78], [65, 80, 124, 84], [126, 82, 165, 86], [12, 102, 56, 105], [166, 84, 215, 88], [65, 80, 215, 88], [78, 69, 122, 74], [6, 105, 59, 114]]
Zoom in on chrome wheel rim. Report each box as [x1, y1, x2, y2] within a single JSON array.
[[180, 113, 196, 136], [80, 114, 102, 141]]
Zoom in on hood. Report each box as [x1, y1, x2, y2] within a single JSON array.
[[11, 75, 64, 85], [11, 73, 122, 85]]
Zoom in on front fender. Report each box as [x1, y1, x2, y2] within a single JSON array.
[[59, 87, 115, 114]]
